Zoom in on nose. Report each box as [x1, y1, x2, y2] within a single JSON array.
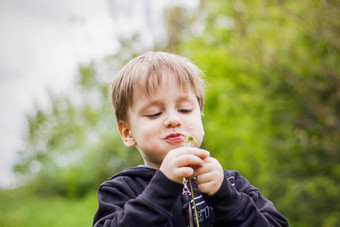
[[164, 111, 182, 128]]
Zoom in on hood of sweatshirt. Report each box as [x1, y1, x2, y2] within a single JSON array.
[[109, 166, 157, 181]]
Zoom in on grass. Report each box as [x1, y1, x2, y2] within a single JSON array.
[[0, 190, 98, 227]]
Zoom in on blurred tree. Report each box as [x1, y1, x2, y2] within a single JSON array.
[[11, 0, 340, 226], [13, 51, 144, 197], [12, 1, 171, 198], [179, 0, 340, 226], [12, 3, 205, 198]]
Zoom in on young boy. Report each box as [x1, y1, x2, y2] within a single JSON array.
[[93, 52, 288, 226]]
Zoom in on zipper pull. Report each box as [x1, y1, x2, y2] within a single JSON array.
[[182, 179, 191, 196]]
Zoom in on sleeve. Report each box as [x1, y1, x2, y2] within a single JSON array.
[[93, 170, 183, 227], [202, 170, 289, 227]]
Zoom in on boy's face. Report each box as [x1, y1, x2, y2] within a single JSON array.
[[118, 74, 204, 169]]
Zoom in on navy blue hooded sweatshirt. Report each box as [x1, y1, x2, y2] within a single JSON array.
[[93, 167, 288, 227]]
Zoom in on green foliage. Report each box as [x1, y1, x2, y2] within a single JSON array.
[[0, 189, 97, 226], [7, 1, 340, 226], [179, 0, 340, 226], [13, 54, 143, 198]]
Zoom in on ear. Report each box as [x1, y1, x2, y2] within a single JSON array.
[[118, 121, 136, 147]]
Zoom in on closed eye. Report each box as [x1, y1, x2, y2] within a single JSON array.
[[145, 112, 162, 118], [178, 108, 194, 114]]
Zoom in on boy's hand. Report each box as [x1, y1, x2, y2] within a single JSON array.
[[160, 147, 210, 184], [195, 157, 224, 195]]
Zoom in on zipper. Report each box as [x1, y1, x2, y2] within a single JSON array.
[[183, 179, 194, 227]]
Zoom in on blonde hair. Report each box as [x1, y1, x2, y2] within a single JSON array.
[[111, 51, 206, 122]]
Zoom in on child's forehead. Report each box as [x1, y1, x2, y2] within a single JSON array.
[[132, 76, 193, 103]]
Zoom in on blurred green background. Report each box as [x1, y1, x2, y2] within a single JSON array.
[[1, 0, 340, 226]]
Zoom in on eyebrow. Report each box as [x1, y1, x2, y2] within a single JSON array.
[[137, 94, 196, 113], [149, 94, 194, 105]]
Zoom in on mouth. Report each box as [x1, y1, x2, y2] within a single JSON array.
[[165, 133, 185, 142]]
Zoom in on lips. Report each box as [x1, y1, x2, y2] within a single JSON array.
[[165, 133, 185, 142]]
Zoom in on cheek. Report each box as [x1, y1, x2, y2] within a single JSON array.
[[136, 121, 159, 138], [191, 127, 204, 147], [194, 122, 204, 138], [186, 115, 204, 138], [191, 113, 204, 128]]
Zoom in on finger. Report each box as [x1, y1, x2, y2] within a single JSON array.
[[195, 157, 220, 175], [176, 154, 204, 167], [197, 182, 217, 195], [195, 163, 214, 176], [193, 148, 210, 159], [174, 167, 195, 178], [202, 156, 218, 164], [196, 171, 215, 184], [175, 147, 210, 159]]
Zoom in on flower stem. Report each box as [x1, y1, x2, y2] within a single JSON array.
[[189, 179, 200, 227], [184, 135, 199, 227]]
